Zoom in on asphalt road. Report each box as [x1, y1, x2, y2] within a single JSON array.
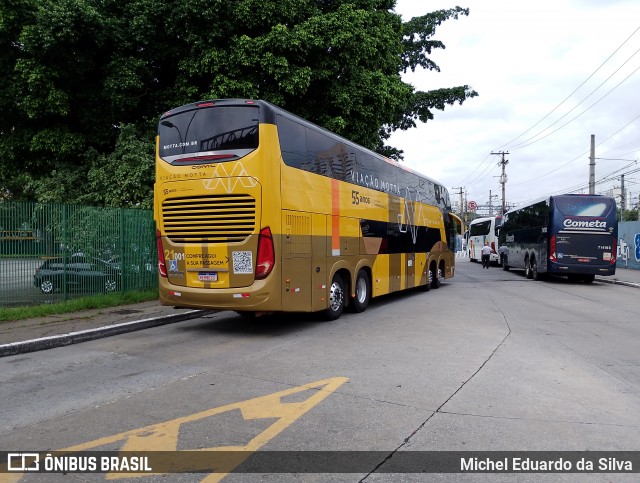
[[1, 259, 639, 482]]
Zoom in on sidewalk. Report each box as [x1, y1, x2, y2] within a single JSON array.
[[595, 265, 640, 289], [0, 300, 211, 357], [1, 267, 638, 357]]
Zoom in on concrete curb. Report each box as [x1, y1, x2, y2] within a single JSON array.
[[596, 277, 640, 289], [0, 309, 212, 358]]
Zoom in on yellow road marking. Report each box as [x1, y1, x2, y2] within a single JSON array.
[[1, 377, 348, 483]]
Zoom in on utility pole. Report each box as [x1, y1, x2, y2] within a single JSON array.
[[464, 189, 468, 218], [491, 151, 509, 215], [488, 190, 498, 216], [452, 187, 464, 216], [621, 174, 626, 212], [489, 190, 493, 216], [589, 134, 595, 194]]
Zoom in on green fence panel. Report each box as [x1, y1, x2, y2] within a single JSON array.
[[0, 201, 158, 307]]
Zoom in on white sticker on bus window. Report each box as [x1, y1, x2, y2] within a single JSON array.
[[232, 251, 253, 274]]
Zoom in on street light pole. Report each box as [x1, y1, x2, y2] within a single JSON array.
[[491, 151, 509, 215]]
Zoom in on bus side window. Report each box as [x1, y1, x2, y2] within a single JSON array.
[[277, 115, 306, 169]]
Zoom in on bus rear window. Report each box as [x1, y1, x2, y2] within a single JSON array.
[[554, 197, 615, 217], [159, 106, 259, 159], [469, 220, 491, 237]]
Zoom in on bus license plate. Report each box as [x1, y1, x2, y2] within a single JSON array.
[[198, 272, 218, 282]]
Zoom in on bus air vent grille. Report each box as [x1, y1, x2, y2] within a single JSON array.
[[162, 194, 256, 243]]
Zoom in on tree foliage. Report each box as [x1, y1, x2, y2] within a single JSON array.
[[0, 0, 477, 205]]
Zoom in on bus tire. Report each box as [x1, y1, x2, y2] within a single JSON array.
[[525, 256, 533, 279], [530, 257, 541, 281], [351, 269, 371, 313], [325, 273, 346, 321], [502, 256, 509, 271], [582, 274, 595, 284], [431, 265, 441, 289], [420, 268, 431, 292]]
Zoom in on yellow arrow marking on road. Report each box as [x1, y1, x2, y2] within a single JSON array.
[[1, 377, 348, 483]]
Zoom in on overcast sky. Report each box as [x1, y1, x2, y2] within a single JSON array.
[[390, 0, 640, 213]]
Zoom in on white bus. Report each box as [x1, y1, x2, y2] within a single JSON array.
[[468, 216, 502, 264]]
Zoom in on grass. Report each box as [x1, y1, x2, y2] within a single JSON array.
[[0, 288, 159, 322]]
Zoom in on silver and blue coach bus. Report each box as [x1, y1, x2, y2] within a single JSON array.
[[498, 194, 617, 283]]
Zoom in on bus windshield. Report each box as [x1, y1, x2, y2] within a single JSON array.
[[159, 105, 259, 160]]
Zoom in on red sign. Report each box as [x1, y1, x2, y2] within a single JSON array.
[[468, 201, 477, 211]]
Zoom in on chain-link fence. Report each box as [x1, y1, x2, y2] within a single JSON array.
[[0, 201, 158, 307]]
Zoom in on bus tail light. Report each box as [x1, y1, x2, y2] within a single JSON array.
[[255, 227, 275, 280], [549, 235, 557, 262], [157, 230, 167, 278], [491, 241, 496, 254], [610, 237, 617, 265]]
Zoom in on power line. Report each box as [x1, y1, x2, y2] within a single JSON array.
[[510, 110, 640, 187], [456, 152, 493, 186], [508, 62, 640, 151], [462, 153, 500, 187], [497, 24, 640, 151], [508, 162, 640, 207]]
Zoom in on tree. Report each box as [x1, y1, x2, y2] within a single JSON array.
[[619, 208, 639, 222], [0, 0, 477, 205]]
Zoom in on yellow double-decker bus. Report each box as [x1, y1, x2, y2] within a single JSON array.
[[154, 99, 460, 320]]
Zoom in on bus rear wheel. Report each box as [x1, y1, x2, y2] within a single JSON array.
[[325, 274, 346, 321], [351, 269, 371, 313], [572, 274, 595, 284], [530, 257, 541, 281], [420, 268, 432, 292], [431, 265, 441, 289]]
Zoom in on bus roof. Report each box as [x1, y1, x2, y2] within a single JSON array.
[[504, 193, 614, 215], [160, 98, 448, 199]]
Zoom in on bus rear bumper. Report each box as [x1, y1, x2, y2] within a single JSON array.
[[550, 263, 616, 277], [158, 277, 282, 311]]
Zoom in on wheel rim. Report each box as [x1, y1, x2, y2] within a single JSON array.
[[329, 280, 344, 312], [41, 280, 53, 293], [356, 276, 367, 304], [531, 260, 537, 278], [427, 269, 433, 285]]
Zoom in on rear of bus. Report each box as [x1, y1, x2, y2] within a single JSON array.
[[154, 99, 283, 311], [468, 217, 501, 263], [548, 195, 617, 278]]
